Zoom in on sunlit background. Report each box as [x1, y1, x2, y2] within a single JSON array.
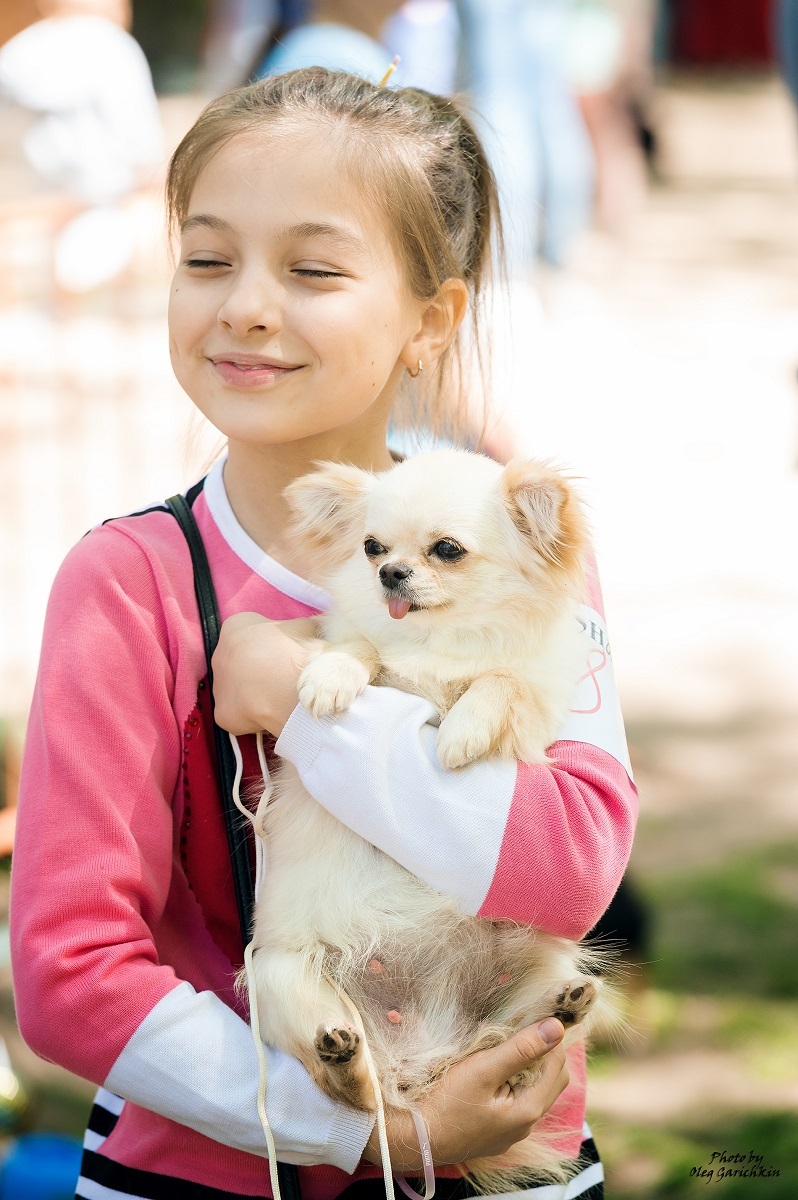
[[0, 2, 797, 1197]]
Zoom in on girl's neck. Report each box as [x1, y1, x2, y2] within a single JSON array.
[[222, 430, 395, 579]]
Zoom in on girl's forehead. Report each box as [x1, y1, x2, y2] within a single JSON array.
[[188, 127, 385, 241]]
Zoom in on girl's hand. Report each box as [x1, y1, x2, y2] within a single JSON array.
[[211, 613, 320, 736], [363, 1019, 569, 1170]]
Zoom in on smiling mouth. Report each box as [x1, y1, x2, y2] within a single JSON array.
[[209, 358, 303, 387]]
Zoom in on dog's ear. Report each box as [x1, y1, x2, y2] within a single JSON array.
[[501, 459, 588, 582], [284, 462, 371, 565]]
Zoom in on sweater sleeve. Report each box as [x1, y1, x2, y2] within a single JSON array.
[[10, 527, 374, 1171], [276, 599, 637, 942]]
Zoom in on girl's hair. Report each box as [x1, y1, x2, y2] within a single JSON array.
[[167, 68, 504, 444]]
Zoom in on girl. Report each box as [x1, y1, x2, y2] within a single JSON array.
[[10, 69, 636, 1200]]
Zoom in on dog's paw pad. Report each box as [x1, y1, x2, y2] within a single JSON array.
[[547, 978, 598, 1026], [315, 1024, 360, 1064]]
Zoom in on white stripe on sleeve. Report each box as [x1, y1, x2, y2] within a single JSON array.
[[94, 1087, 125, 1116], [104, 981, 374, 1170]]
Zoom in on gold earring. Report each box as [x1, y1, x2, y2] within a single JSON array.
[[408, 360, 423, 378]]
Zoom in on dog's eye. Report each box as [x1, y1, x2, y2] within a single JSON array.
[[364, 538, 387, 558], [431, 539, 466, 561]]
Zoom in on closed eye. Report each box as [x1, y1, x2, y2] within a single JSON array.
[[293, 269, 344, 279], [184, 258, 230, 269]]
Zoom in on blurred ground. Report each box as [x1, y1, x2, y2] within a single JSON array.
[[0, 74, 797, 1197]]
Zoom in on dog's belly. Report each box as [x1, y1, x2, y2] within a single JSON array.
[[252, 765, 585, 1106]]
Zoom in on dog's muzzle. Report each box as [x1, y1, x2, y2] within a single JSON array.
[[379, 563, 413, 590], [379, 563, 416, 619]]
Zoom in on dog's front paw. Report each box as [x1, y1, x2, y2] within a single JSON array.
[[298, 652, 370, 718], [436, 708, 494, 769]]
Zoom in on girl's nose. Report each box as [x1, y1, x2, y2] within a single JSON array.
[[216, 275, 281, 337]]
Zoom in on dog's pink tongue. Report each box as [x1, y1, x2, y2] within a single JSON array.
[[388, 597, 412, 620]]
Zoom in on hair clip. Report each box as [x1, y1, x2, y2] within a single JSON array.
[[379, 55, 401, 88]]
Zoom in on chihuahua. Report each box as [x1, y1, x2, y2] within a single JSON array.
[[247, 449, 613, 1190]]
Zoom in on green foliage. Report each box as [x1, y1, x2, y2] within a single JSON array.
[[642, 842, 798, 998], [595, 842, 798, 1195], [603, 1111, 798, 1199]]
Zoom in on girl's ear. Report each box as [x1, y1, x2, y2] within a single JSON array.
[[501, 459, 588, 585], [284, 462, 372, 566], [401, 277, 469, 371]]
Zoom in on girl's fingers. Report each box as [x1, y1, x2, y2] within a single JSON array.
[[534, 1044, 571, 1105], [212, 614, 314, 734], [474, 1019, 565, 1091], [491, 1045, 570, 1135], [276, 616, 321, 642]]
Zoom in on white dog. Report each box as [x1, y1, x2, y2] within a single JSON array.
[[247, 449, 612, 1189]]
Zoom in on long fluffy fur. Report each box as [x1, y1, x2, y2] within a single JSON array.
[[246, 449, 618, 1190]]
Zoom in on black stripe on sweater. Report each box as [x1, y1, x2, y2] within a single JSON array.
[[78, 1149, 263, 1200], [85, 1102, 119, 1139]]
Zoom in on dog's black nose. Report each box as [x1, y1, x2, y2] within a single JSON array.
[[379, 563, 413, 589]]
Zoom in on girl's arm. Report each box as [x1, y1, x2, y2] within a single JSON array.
[[214, 591, 637, 941], [10, 530, 373, 1169]]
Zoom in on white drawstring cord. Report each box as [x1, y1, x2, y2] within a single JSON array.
[[322, 977, 435, 1200], [229, 732, 282, 1200], [230, 731, 433, 1200], [321, 970, 395, 1200]]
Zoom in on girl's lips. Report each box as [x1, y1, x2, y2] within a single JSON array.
[[210, 359, 303, 388]]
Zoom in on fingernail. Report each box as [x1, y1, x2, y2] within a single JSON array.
[[538, 1018, 564, 1045]]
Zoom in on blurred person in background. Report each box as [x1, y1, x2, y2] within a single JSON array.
[[424, 1, 595, 466], [565, 0, 652, 240], [383, 0, 459, 95], [202, 0, 278, 96], [255, 0, 405, 84], [0, 0, 164, 292], [456, 0, 595, 275], [776, 0, 798, 112]]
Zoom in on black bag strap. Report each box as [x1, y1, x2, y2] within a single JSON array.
[[165, 487, 256, 940], [166, 484, 303, 1200]]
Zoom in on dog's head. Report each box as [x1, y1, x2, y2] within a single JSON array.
[[285, 449, 588, 626]]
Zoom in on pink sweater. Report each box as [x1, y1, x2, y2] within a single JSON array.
[[11, 460, 637, 1197]]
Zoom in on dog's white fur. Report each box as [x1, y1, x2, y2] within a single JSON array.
[[246, 450, 613, 1190]]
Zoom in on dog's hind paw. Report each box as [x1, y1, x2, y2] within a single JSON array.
[[315, 1023, 360, 1065], [542, 978, 599, 1027], [299, 652, 370, 717]]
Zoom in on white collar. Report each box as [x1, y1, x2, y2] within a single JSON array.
[[202, 458, 331, 612]]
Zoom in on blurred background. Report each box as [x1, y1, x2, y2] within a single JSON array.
[[0, 1, 797, 1197]]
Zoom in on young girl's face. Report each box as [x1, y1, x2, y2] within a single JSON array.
[[168, 127, 425, 451]]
